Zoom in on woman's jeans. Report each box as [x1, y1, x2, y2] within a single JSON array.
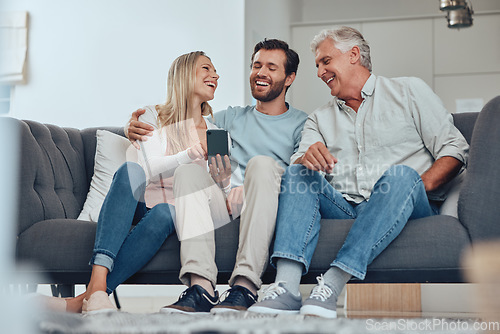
[[90, 162, 175, 294], [271, 164, 439, 280]]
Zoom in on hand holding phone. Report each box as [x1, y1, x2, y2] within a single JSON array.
[[207, 129, 231, 188], [209, 154, 231, 187]]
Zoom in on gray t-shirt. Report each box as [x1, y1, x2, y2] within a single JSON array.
[[212, 104, 307, 187]]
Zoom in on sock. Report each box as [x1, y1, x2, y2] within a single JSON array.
[[275, 258, 303, 296], [323, 266, 352, 299]]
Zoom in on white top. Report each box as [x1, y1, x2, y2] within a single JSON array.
[[137, 105, 219, 207]]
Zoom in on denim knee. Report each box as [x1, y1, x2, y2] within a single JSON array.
[[145, 203, 175, 237], [281, 164, 309, 182], [113, 162, 146, 199], [371, 165, 423, 199], [285, 163, 307, 175], [381, 165, 420, 183], [115, 161, 144, 179], [280, 164, 323, 194]]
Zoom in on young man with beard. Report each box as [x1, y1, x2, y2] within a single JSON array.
[[125, 39, 307, 313]]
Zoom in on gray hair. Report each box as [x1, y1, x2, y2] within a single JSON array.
[[310, 26, 372, 72]]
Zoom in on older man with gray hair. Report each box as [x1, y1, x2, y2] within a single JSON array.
[[248, 26, 468, 318]]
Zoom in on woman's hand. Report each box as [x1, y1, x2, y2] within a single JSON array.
[[125, 108, 154, 149], [209, 154, 231, 189], [187, 142, 207, 161]]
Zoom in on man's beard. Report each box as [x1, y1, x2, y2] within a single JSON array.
[[251, 78, 286, 102]]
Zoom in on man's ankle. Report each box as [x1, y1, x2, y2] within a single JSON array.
[[233, 276, 258, 295], [190, 274, 215, 297]]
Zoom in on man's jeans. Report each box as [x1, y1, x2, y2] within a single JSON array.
[[90, 162, 175, 294], [271, 164, 439, 280]]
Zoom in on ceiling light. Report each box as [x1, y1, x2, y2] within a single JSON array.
[[446, 5, 474, 28], [440, 0, 467, 11]]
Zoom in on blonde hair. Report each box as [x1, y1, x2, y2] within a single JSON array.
[[156, 51, 214, 154]]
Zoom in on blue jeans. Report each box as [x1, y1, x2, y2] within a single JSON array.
[[271, 164, 439, 280], [90, 162, 175, 294]]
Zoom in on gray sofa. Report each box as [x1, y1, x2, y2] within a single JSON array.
[[15, 96, 500, 297]]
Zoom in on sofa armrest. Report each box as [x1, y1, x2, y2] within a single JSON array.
[[458, 96, 500, 242]]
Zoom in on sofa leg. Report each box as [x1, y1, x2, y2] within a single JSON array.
[[112, 290, 121, 310], [51, 284, 75, 298], [346, 283, 421, 316]]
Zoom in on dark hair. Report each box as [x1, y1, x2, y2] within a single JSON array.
[[251, 39, 300, 77]]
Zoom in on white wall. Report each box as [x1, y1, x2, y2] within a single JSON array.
[[299, 0, 500, 22], [289, 1, 500, 114], [433, 13, 500, 112], [2, 0, 246, 128], [244, 0, 301, 105]]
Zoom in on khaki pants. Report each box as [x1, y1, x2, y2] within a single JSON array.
[[173, 156, 284, 288]]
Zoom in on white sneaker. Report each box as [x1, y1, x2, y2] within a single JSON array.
[[82, 291, 117, 314], [300, 275, 337, 318], [247, 282, 302, 314]]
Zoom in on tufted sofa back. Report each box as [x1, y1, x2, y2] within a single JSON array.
[[14, 112, 483, 238], [16, 119, 123, 235]]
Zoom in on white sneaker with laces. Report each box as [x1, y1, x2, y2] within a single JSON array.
[[300, 275, 337, 318], [247, 282, 302, 314]]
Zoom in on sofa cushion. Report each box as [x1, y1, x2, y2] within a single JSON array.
[[439, 170, 466, 218], [308, 215, 470, 282], [17, 217, 181, 278], [452, 112, 478, 145], [16, 217, 241, 284], [80, 126, 126, 189], [78, 130, 136, 222], [17, 219, 97, 272]]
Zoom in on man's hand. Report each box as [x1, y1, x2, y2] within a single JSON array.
[[226, 185, 244, 217], [295, 142, 338, 174], [420, 156, 463, 192], [125, 108, 154, 149]]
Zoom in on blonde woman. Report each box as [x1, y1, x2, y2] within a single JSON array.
[[50, 51, 230, 313]]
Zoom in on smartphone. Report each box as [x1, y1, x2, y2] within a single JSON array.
[[206, 129, 230, 162]]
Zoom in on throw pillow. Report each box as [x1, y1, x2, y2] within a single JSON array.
[[439, 170, 466, 218], [77, 130, 137, 222]]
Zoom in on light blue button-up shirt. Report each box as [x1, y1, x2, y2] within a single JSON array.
[[291, 74, 469, 203]]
